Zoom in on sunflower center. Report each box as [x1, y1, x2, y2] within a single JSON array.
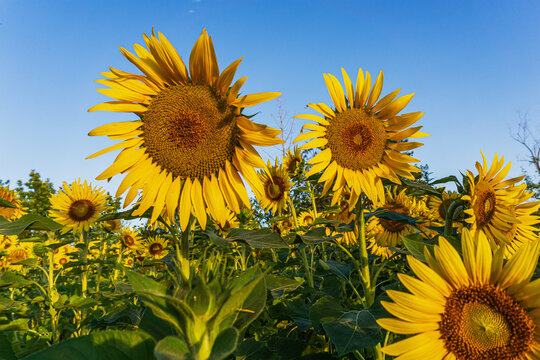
[[143, 84, 239, 179], [123, 235, 135, 246], [59, 258, 68, 265], [440, 285, 535, 360], [265, 175, 287, 201], [326, 108, 387, 171], [149, 243, 164, 256], [473, 184, 497, 228], [378, 203, 408, 233], [68, 200, 96, 222]]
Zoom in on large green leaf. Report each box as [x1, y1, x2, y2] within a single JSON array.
[[208, 328, 238, 360], [229, 228, 288, 249], [296, 227, 342, 244], [318, 260, 351, 281], [22, 330, 156, 360], [402, 234, 434, 262], [374, 211, 418, 226], [309, 296, 345, 328], [0, 271, 32, 288], [265, 275, 303, 298], [0, 332, 17, 360], [154, 336, 190, 360], [0, 214, 62, 235], [322, 310, 382, 357], [0, 199, 16, 209]]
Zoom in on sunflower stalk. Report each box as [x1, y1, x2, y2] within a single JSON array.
[[443, 200, 462, 237], [288, 196, 314, 287], [80, 230, 90, 298], [47, 244, 58, 344], [355, 198, 374, 306], [178, 214, 194, 282]]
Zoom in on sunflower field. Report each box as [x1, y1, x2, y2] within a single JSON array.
[[1, 29, 540, 360]]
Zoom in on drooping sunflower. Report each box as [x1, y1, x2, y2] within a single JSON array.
[[257, 159, 293, 215], [283, 146, 303, 174], [293, 68, 427, 204], [426, 190, 461, 227], [88, 29, 283, 231], [324, 189, 358, 246], [6, 242, 34, 271], [49, 179, 109, 234], [378, 228, 540, 360], [0, 187, 25, 221], [119, 226, 141, 251], [367, 187, 422, 258], [143, 236, 169, 259], [462, 152, 528, 254], [214, 210, 240, 236], [298, 210, 316, 227]]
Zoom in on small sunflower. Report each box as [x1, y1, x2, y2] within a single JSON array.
[[426, 190, 461, 226], [462, 152, 527, 254], [298, 210, 316, 227], [283, 146, 303, 174], [378, 229, 540, 360], [53, 244, 75, 269], [88, 29, 283, 231], [143, 236, 169, 259], [367, 188, 420, 258], [272, 217, 294, 236], [214, 210, 239, 236], [0, 187, 25, 221], [0, 235, 16, 252], [49, 179, 109, 234], [6, 242, 33, 271], [257, 159, 293, 215], [324, 192, 357, 246], [293, 68, 427, 204], [119, 226, 141, 250], [102, 219, 121, 233]]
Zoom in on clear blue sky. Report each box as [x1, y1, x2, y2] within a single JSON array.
[[1, 0, 539, 197]]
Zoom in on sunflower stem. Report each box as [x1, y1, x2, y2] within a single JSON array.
[[356, 197, 374, 306], [178, 214, 194, 282], [444, 201, 462, 237], [80, 231, 89, 298], [288, 196, 314, 288], [47, 238, 58, 344]]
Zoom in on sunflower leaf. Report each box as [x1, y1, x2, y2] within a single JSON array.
[[0, 214, 62, 235], [0, 199, 17, 209]]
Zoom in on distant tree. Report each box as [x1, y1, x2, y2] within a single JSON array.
[[512, 113, 540, 199], [15, 170, 56, 216]]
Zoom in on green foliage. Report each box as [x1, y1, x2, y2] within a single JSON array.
[[15, 170, 56, 217]]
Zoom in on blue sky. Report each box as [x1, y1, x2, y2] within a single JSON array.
[[1, 0, 539, 198]]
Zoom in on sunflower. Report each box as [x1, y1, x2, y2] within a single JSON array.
[[462, 152, 527, 254], [293, 68, 427, 204], [143, 236, 169, 259], [499, 185, 540, 257], [283, 146, 303, 174], [426, 190, 461, 227], [257, 159, 293, 215], [6, 242, 34, 271], [298, 210, 316, 227], [214, 210, 239, 236], [49, 179, 109, 234], [0, 187, 25, 221], [367, 187, 421, 258], [119, 226, 141, 250], [0, 235, 16, 252], [102, 219, 121, 233], [53, 244, 75, 269], [88, 29, 283, 231], [378, 228, 540, 360], [324, 190, 358, 246]]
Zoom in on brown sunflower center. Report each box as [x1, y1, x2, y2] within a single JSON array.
[[103, 220, 120, 232], [59, 257, 68, 265], [68, 200, 96, 222], [143, 84, 239, 179], [148, 243, 164, 256], [378, 203, 408, 233], [326, 108, 387, 171], [440, 285, 535, 360], [123, 235, 135, 246], [473, 184, 497, 228], [265, 175, 287, 201], [303, 215, 314, 224]]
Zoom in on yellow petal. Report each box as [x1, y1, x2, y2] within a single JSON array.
[[190, 178, 207, 229], [179, 178, 193, 231]]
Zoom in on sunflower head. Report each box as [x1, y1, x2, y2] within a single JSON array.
[[120, 226, 141, 250], [293, 68, 427, 203], [214, 210, 239, 236], [102, 219, 121, 233], [0, 187, 25, 221], [298, 211, 316, 227], [144, 236, 169, 259], [283, 146, 303, 174], [6, 242, 34, 271], [54, 244, 75, 269], [257, 159, 293, 215], [462, 152, 529, 255], [88, 29, 283, 231], [427, 190, 461, 225], [49, 179, 109, 234], [378, 228, 540, 360], [367, 187, 418, 258]]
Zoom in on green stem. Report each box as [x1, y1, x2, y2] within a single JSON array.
[[444, 201, 462, 237], [48, 247, 57, 343], [80, 231, 89, 298], [356, 198, 374, 306], [178, 214, 194, 282], [288, 197, 314, 288]]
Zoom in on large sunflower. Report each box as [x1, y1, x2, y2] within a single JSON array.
[[293, 68, 427, 204], [0, 187, 25, 221], [88, 29, 283, 231], [378, 228, 540, 360], [462, 152, 528, 254], [257, 159, 293, 215], [49, 179, 109, 234]]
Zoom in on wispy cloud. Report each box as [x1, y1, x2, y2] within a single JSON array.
[[188, 9, 195, 13]]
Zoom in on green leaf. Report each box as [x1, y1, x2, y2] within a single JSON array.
[[0, 214, 62, 235], [322, 310, 382, 356], [296, 227, 342, 244], [265, 275, 303, 298], [0, 332, 17, 360], [11, 258, 38, 268], [0, 271, 32, 288], [309, 296, 345, 328], [401, 179, 442, 197], [209, 328, 238, 360], [235, 339, 271, 360], [0, 318, 29, 331], [0, 199, 16, 209], [22, 330, 155, 360], [153, 336, 190, 360], [318, 260, 350, 281], [138, 308, 176, 342], [229, 228, 288, 249], [402, 234, 434, 262], [285, 299, 312, 331], [374, 211, 418, 226]]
